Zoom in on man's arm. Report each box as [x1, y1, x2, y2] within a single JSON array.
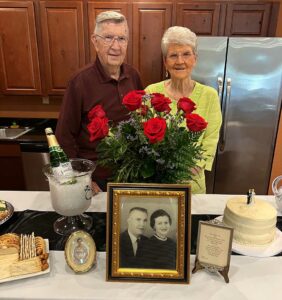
[[55, 78, 82, 158], [135, 70, 144, 90]]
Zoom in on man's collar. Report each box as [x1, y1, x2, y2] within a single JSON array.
[[128, 230, 139, 243], [95, 57, 129, 83]]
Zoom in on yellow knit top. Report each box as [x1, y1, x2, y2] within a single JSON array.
[[145, 81, 222, 193]]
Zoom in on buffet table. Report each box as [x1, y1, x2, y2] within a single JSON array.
[[0, 191, 281, 300]]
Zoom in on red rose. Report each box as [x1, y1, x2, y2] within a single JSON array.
[[151, 93, 171, 113], [88, 105, 106, 120], [177, 97, 196, 114], [143, 117, 167, 144], [122, 90, 145, 111], [140, 104, 149, 116], [87, 117, 109, 142], [186, 113, 208, 132]]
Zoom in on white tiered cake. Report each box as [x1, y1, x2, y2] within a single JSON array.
[[223, 195, 277, 246]]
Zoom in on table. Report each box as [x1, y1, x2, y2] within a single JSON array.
[[0, 191, 281, 300]]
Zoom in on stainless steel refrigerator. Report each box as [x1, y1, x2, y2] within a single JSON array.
[[192, 37, 282, 194]]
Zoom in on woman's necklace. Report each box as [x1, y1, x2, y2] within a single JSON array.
[[154, 234, 167, 241]]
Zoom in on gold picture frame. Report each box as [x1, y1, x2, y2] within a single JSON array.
[[64, 230, 96, 273], [106, 183, 191, 284]]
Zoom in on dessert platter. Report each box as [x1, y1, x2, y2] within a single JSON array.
[[0, 200, 14, 225], [0, 232, 50, 283], [216, 191, 282, 257]]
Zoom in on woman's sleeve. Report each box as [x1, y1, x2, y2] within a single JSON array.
[[198, 88, 222, 171]]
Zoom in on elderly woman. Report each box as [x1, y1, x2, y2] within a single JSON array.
[[145, 26, 222, 194]]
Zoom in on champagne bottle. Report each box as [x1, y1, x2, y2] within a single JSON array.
[[45, 128, 76, 184]]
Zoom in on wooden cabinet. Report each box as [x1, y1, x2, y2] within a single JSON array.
[[225, 2, 272, 36], [40, 1, 85, 94], [0, 143, 25, 190], [176, 2, 226, 36], [132, 2, 172, 87], [176, 1, 276, 37], [0, 1, 41, 95], [0, 0, 280, 97]]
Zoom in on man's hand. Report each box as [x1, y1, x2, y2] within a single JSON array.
[[92, 181, 102, 195], [191, 166, 202, 175]]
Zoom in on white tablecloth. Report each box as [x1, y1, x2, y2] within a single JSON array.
[[0, 191, 281, 300]]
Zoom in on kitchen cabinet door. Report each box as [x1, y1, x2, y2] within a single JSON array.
[[132, 2, 172, 87], [0, 1, 41, 95], [225, 2, 272, 36], [87, 1, 129, 63], [176, 2, 226, 36], [40, 1, 85, 94]]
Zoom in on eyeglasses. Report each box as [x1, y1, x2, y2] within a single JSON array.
[[167, 52, 194, 61], [95, 34, 128, 46]]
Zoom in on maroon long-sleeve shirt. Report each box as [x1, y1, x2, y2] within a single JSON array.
[[55, 58, 143, 181]]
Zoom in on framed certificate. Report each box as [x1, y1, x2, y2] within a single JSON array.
[[193, 221, 233, 283]]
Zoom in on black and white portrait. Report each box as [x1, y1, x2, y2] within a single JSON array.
[[119, 196, 178, 270]]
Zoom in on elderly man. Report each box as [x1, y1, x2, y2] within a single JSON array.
[[56, 11, 143, 192], [120, 207, 148, 268]]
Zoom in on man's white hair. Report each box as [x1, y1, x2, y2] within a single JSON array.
[[94, 11, 128, 35], [161, 26, 198, 56]]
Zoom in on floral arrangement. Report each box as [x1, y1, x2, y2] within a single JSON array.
[[87, 90, 208, 184]]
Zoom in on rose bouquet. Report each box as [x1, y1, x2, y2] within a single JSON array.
[[87, 90, 208, 183]]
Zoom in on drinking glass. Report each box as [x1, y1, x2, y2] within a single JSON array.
[[272, 175, 282, 212], [43, 158, 96, 235]]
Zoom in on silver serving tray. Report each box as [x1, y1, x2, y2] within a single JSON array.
[[0, 201, 14, 225]]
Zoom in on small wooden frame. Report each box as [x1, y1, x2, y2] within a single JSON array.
[[192, 220, 233, 283], [106, 183, 191, 284]]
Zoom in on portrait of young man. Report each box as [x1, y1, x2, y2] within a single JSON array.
[[119, 207, 148, 268]]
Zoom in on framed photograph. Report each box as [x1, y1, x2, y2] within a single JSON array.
[[106, 183, 191, 284]]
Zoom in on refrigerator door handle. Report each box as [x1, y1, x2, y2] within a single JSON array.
[[217, 76, 223, 101], [219, 78, 232, 151]]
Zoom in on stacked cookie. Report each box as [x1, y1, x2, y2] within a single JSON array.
[[0, 233, 49, 280]]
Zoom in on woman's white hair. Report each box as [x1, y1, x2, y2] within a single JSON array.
[[94, 11, 128, 35], [161, 26, 198, 56]]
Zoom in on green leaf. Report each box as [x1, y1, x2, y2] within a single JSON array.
[[141, 160, 155, 179]]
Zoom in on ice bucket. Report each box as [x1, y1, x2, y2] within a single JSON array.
[[43, 158, 96, 235]]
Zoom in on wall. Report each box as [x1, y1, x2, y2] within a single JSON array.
[[268, 0, 282, 193], [268, 110, 282, 194]]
